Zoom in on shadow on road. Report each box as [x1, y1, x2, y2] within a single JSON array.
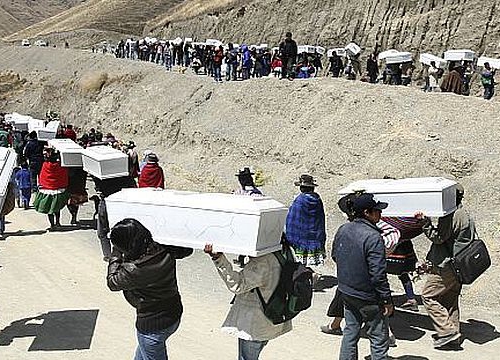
[[2, 229, 48, 239], [391, 309, 500, 345], [0, 309, 99, 351]]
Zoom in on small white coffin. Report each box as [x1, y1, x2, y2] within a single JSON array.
[[205, 39, 222, 47], [5, 113, 30, 131], [36, 121, 60, 141], [345, 42, 361, 56], [48, 139, 84, 167], [478, 56, 500, 69], [106, 188, 288, 256], [316, 46, 326, 55], [419, 53, 447, 68], [328, 48, 347, 57], [378, 49, 399, 60], [444, 49, 475, 62], [0, 148, 17, 210], [385, 52, 413, 64], [338, 177, 458, 217], [82, 145, 128, 179]]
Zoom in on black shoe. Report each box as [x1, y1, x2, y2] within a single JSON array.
[[433, 332, 461, 348]]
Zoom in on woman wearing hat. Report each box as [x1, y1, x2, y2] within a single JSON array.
[[138, 153, 165, 189], [285, 174, 326, 269], [32, 148, 69, 230]]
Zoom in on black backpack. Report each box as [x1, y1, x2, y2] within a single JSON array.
[[452, 221, 491, 285], [255, 244, 313, 325]]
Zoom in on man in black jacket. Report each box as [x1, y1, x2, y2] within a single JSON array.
[[279, 32, 298, 79], [333, 193, 393, 360], [107, 218, 193, 360]]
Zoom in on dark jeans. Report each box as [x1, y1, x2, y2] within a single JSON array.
[[238, 339, 268, 360], [214, 64, 222, 81], [484, 85, 494, 100], [282, 57, 295, 78], [340, 298, 389, 360], [134, 320, 180, 360]]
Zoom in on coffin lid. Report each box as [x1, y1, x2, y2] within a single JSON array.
[[82, 145, 127, 161], [338, 177, 458, 195], [48, 138, 83, 151], [107, 188, 287, 216]]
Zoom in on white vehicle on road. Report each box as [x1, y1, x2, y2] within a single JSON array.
[[34, 40, 48, 47]]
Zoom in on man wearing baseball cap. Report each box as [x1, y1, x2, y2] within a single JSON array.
[[333, 193, 393, 360]]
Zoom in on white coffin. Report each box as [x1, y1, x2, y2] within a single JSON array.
[[5, 113, 30, 131], [316, 46, 326, 55], [478, 56, 500, 69], [419, 53, 447, 68], [0, 148, 17, 210], [106, 188, 288, 256], [444, 49, 475, 62], [385, 51, 413, 64], [328, 48, 346, 57], [297, 45, 307, 54], [338, 177, 458, 217], [48, 139, 84, 167], [205, 39, 222, 47], [28, 118, 45, 132], [36, 121, 60, 141], [82, 145, 128, 179], [378, 49, 399, 60], [345, 42, 361, 56], [184, 37, 193, 43]]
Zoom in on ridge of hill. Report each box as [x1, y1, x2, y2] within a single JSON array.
[[0, 0, 84, 37], [3, 0, 184, 42], [147, 0, 500, 57]]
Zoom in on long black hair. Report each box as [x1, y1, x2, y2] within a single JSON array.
[[110, 218, 153, 260]]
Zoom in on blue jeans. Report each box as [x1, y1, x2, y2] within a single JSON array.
[[214, 65, 222, 81], [339, 305, 389, 360], [134, 320, 180, 360], [238, 339, 268, 360]]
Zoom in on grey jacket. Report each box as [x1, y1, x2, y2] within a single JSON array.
[[423, 204, 473, 267]]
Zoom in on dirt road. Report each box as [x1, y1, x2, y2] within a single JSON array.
[[0, 204, 499, 360]]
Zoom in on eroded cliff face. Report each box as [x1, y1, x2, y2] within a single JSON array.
[[149, 0, 500, 56]]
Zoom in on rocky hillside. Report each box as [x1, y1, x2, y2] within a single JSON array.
[[148, 0, 500, 57], [3, 0, 184, 43], [0, 0, 84, 37]]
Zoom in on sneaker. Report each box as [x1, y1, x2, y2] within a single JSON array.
[[433, 332, 461, 348], [320, 325, 343, 335]]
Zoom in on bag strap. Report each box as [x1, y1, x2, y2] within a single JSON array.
[[254, 248, 287, 310]]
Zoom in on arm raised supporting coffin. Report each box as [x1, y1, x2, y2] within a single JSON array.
[[338, 177, 458, 217], [48, 139, 84, 167], [82, 146, 128, 179], [106, 188, 288, 256]]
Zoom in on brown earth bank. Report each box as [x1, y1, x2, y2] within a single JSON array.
[[148, 0, 500, 58], [0, 45, 499, 308]]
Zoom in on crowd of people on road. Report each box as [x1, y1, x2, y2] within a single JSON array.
[[0, 107, 482, 360], [106, 31, 497, 99]]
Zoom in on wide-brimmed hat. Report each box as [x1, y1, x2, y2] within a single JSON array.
[[147, 153, 159, 163], [236, 167, 254, 177], [294, 174, 318, 187], [352, 193, 388, 213]]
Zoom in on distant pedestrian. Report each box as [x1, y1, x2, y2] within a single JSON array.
[[138, 153, 165, 189], [15, 162, 31, 209], [279, 32, 298, 79], [481, 62, 496, 100]]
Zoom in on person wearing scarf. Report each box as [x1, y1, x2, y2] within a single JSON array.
[[138, 153, 165, 189], [33, 148, 69, 230]]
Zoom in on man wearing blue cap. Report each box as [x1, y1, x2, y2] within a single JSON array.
[[333, 193, 393, 360]]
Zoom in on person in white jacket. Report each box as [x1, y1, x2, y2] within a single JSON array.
[[204, 244, 292, 360]]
